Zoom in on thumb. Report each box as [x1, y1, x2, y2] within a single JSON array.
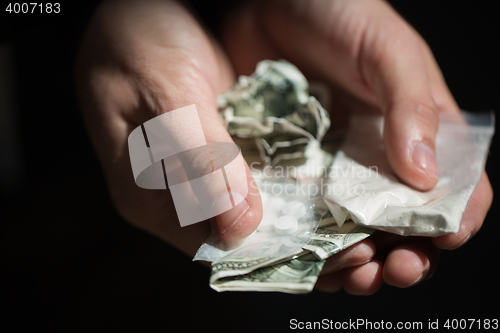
[[382, 95, 439, 191], [143, 94, 262, 241], [362, 22, 440, 191], [257, 0, 440, 190], [143, 100, 262, 242], [119, 0, 263, 241], [195, 105, 263, 241]]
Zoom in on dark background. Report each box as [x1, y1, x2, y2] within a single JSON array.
[[1, 1, 498, 331]]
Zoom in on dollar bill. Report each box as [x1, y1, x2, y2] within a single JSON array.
[[209, 220, 374, 293], [218, 60, 331, 166], [304, 221, 375, 261], [210, 252, 324, 294]]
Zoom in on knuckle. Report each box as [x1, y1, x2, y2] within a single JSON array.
[[186, 147, 215, 178], [137, 59, 215, 119], [411, 101, 439, 130]]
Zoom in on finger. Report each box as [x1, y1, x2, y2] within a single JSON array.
[[370, 232, 429, 254], [140, 51, 262, 243], [261, 0, 442, 190], [320, 239, 376, 276], [220, 0, 282, 76], [417, 42, 493, 249], [315, 272, 344, 293], [417, 36, 460, 113], [382, 241, 440, 288], [362, 17, 440, 191], [316, 238, 377, 294], [342, 258, 384, 295], [433, 172, 493, 250], [211, 162, 263, 242]]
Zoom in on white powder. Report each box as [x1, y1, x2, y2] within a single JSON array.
[[323, 112, 494, 236]]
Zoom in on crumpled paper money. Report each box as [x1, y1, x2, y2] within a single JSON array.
[[218, 60, 331, 166]]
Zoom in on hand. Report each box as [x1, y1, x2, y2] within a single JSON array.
[[75, 0, 263, 258], [219, 0, 492, 293]]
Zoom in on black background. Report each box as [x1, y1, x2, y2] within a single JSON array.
[[1, 1, 499, 331]]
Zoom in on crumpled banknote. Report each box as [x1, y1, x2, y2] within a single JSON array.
[[210, 216, 373, 294], [218, 60, 331, 166]]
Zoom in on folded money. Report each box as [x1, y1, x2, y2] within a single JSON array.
[[218, 60, 331, 166], [210, 220, 374, 294]]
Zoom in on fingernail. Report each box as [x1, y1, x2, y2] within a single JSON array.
[[454, 232, 473, 250], [407, 272, 425, 287], [213, 191, 249, 235], [411, 142, 438, 179]]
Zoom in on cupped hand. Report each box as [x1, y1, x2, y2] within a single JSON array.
[[219, 0, 492, 293], [75, 0, 264, 258]]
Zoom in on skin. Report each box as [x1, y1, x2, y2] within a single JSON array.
[[75, 0, 493, 294]]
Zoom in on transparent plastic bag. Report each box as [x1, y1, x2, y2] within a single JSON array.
[[324, 111, 495, 236], [193, 175, 325, 262]]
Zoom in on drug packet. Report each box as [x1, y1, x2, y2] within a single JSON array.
[[193, 174, 325, 262], [324, 111, 495, 236]]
